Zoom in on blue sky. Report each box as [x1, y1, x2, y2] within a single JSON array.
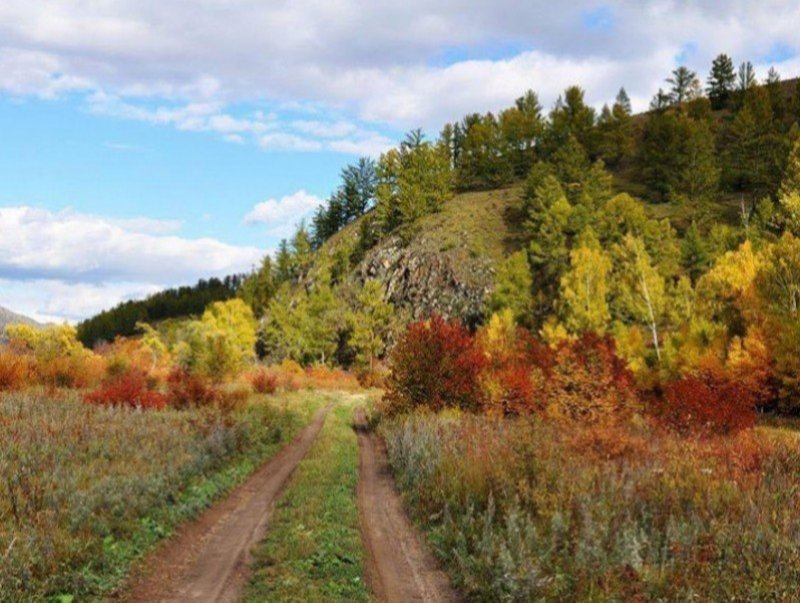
[[0, 0, 798, 322]]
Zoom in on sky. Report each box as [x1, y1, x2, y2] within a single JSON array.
[[1, 1, 800, 322]]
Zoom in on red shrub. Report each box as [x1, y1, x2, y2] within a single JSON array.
[[84, 369, 166, 410], [656, 369, 757, 435], [249, 369, 278, 394], [166, 368, 218, 409], [476, 325, 551, 415], [544, 333, 638, 423], [384, 315, 486, 413]]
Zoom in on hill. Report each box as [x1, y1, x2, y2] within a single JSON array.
[[313, 185, 524, 326], [0, 305, 39, 331]]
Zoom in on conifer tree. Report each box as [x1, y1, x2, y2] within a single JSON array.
[[681, 222, 712, 282], [667, 66, 699, 104], [706, 53, 736, 109]]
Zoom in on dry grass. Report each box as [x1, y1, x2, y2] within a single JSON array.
[[0, 388, 322, 601], [380, 412, 800, 601]]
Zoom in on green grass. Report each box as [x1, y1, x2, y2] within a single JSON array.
[[245, 393, 372, 602], [0, 389, 324, 602]]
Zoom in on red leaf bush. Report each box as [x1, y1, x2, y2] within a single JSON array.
[[249, 368, 278, 394], [166, 368, 218, 409], [84, 369, 166, 410], [656, 368, 757, 435], [384, 314, 486, 413]]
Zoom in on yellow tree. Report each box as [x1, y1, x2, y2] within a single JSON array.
[[559, 233, 612, 334], [613, 235, 667, 363]]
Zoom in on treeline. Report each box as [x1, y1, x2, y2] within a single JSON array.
[[77, 275, 244, 346]]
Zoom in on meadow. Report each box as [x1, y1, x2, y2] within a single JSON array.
[[0, 388, 323, 601], [380, 412, 800, 601]]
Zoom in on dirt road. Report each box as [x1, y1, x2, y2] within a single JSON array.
[[119, 405, 331, 603], [355, 408, 461, 603]]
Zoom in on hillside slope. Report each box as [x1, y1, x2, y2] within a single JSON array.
[[314, 185, 524, 325], [0, 305, 38, 331]]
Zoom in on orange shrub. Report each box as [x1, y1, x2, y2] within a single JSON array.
[[303, 364, 361, 390], [544, 333, 638, 423], [0, 348, 30, 390], [36, 353, 105, 389]]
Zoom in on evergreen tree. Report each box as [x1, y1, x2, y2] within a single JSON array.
[[766, 66, 785, 120], [456, 112, 513, 189], [706, 53, 736, 109], [675, 117, 720, 217], [341, 157, 377, 219], [737, 61, 757, 95], [499, 90, 544, 177], [544, 86, 597, 157], [240, 255, 276, 316], [667, 66, 700, 104], [650, 88, 672, 111], [681, 222, 712, 282], [597, 88, 634, 167]]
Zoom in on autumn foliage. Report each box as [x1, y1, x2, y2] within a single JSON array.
[[385, 314, 486, 413], [655, 368, 757, 435], [544, 332, 638, 422], [84, 369, 167, 410], [385, 313, 760, 433]]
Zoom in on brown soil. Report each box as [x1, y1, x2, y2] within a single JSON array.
[[115, 405, 330, 603], [355, 408, 461, 603]]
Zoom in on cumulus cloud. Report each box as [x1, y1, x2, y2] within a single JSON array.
[[1, 0, 799, 132], [244, 190, 323, 237], [0, 206, 262, 284]]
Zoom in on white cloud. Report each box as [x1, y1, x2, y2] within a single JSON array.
[[0, 206, 262, 284], [258, 132, 323, 152], [1, 0, 800, 132], [244, 190, 323, 234], [0, 279, 163, 323]]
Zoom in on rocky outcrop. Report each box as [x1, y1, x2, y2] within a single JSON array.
[[356, 234, 494, 325]]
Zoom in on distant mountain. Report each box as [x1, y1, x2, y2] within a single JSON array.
[[0, 305, 39, 332]]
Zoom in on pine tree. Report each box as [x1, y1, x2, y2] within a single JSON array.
[[738, 61, 757, 95], [706, 53, 736, 109], [675, 117, 720, 217], [545, 86, 597, 157], [766, 66, 785, 120], [667, 66, 699, 104], [341, 157, 377, 220], [597, 88, 634, 167], [240, 255, 276, 316], [681, 222, 711, 282]]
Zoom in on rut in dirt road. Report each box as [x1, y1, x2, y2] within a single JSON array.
[[119, 405, 331, 603], [355, 408, 461, 603]]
